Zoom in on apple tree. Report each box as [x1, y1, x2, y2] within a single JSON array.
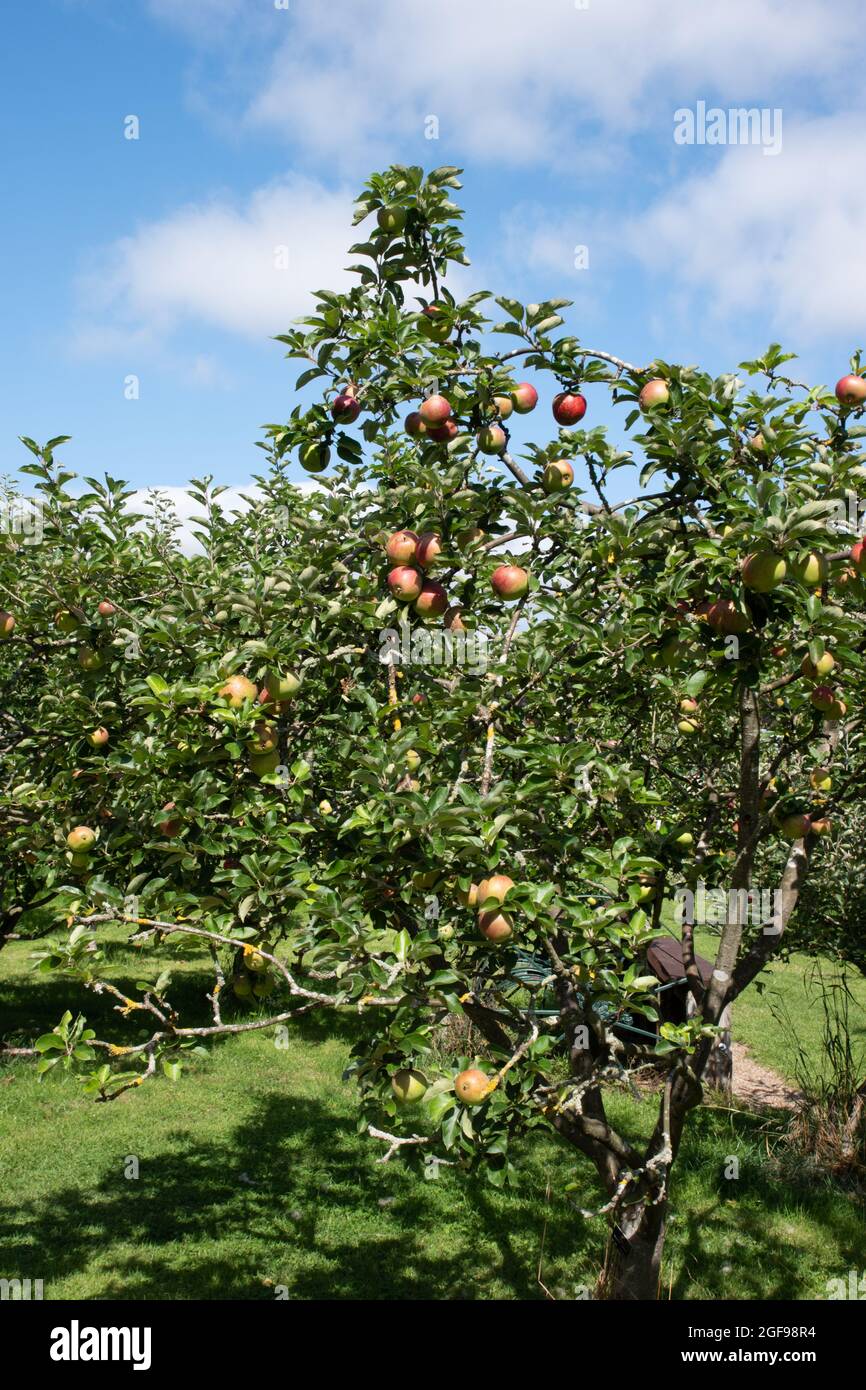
[[3, 165, 866, 1299]]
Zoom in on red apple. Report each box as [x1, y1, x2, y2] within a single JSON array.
[[707, 599, 750, 635], [835, 375, 866, 407], [810, 686, 836, 713], [0, 611, 15, 639], [414, 580, 448, 619], [160, 802, 183, 838], [478, 873, 514, 905], [478, 909, 513, 942], [331, 392, 361, 425], [219, 674, 258, 706], [419, 395, 452, 426], [850, 539, 866, 573], [492, 395, 514, 420], [426, 418, 459, 444], [405, 411, 427, 438], [638, 379, 670, 410], [388, 566, 423, 602], [385, 530, 419, 564], [810, 817, 832, 837], [416, 533, 442, 569], [88, 726, 109, 748], [511, 382, 538, 414], [491, 565, 529, 600], [97, 600, 117, 618], [552, 391, 587, 426]]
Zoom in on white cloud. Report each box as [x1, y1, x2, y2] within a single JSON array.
[[72, 175, 356, 354], [148, 0, 858, 170], [626, 114, 866, 341]]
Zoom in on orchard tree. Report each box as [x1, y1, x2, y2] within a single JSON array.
[[3, 165, 866, 1300]]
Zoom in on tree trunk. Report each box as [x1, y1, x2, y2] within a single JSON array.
[[688, 994, 732, 1096], [596, 1196, 668, 1300]]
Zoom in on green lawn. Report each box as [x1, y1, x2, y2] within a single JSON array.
[[1, 930, 864, 1300]]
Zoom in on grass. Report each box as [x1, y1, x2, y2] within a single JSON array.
[[1, 929, 864, 1300]]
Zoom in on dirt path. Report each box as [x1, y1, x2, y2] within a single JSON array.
[[732, 1041, 804, 1111]]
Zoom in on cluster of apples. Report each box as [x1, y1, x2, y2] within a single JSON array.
[[404, 380, 544, 456], [385, 528, 530, 612], [458, 872, 515, 942], [232, 944, 275, 1002], [391, 1065, 492, 1107], [218, 670, 301, 777]]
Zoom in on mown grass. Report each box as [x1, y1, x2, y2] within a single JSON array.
[[1, 929, 864, 1300]]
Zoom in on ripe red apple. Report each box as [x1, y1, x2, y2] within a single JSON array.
[[97, 600, 117, 618], [742, 551, 787, 592], [801, 651, 835, 680], [850, 539, 866, 573], [511, 382, 538, 414], [419, 395, 452, 426], [835, 374, 866, 407], [552, 391, 587, 426], [478, 873, 514, 905], [331, 392, 361, 425], [219, 675, 258, 706], [388, 566, 423, 602], [385, 530, 419, 564], [418, 305, 450, 342], [780, 812, 811, 839], [638, 379, 670, 410], [542, 459, 574, 493], [810, 686, 836, 712], [478, 909, 513, 942], [414, 580, 448, 618], [707, 599, 749, 635], [791, 553, 828, 587], [299, 442, 330, 473], [454, 1068, 490, 1105], [491, 565, 529, 600], [426, 418, 459, 444], [405, 412, 427, 438], [392, 1068, 427, 1104], [66, 826, 97, 852], [679, 697, 699, 715], [377, 205, 407, 234], [477, 425, 507, 455], [411, 692, 426, 705], [0, 611, 15, 639], [160, 802, 183, 837], [88, 726, 109, 748], [416, 533, 441, 568]]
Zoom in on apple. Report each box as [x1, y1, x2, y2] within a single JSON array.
[[638, 379, 670, 410], [386, 530, 419, 564], [331, 393, 361, 425], [319, 799, 333, 815], [810, 817, 832, 836], [478, 909, 513, 942], [492, 395, 514, 420], [0, 611, 15, 639], [411, 692, 426, 705], [160, 802, 183, 837], [377, 205, 407, 234], [392, 1068, 428, 1104], [419, 395, 452, 427], [801, 651, 835, 680], [635, 874, 657, 902], [478, 873, 514, 906], [244, 947, 268, 973], [677, 718, 699, 735], [454, 1068, 490, 1105], [426, 418, 459, 444], [405, 411, 427, 438], [250, 749, 281, 778], [456, 526, 485, 550], [438, 924, 455, 941], [418, 305, 450, 343], [672, 831, 694, 848], [552, 391, 587, 426], [416, 533, 442, 569], [249, 722, 279, 756], [742, 551, 787, 592], [707, 599, 750, 635], [749, 432, 766, 452], [791, 553, 828, 587], [77, 646, 103, 671], [232, 974, 253, 999], [835, 375, 866, 407], [456, 882, 478, 908], [388, 566, 423, 602], [679, 697, 699, 714], [827, 697, 848, 721], [88, 727, 109, 748], [414, 580, 448, 619], [850, 540, 866, 573], [55, 610, 82, 633], [444, 606, 465, 632], [97, 600, 117, 618], [477, 425, 507, 455], [219, 675, 258, 706], [264, 670, 301, 702], [405, 749, 421, 773], [299, 442, 330, 473], [810, 767, 832, 793], [810, 686, 836, 713], [252, 974, 274, 998], [542, 459, 574, 493], [780, 812, 811, 839], [511, 382, 538, 414], [491, 565, 529, 600], [70, 852, 92, 873], [66, 826, 96, 852]]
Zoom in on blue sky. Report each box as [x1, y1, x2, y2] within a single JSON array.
[[2, 0, 865, 504]]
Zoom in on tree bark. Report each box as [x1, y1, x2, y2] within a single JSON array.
[[597, 1197, 668, 1300]]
